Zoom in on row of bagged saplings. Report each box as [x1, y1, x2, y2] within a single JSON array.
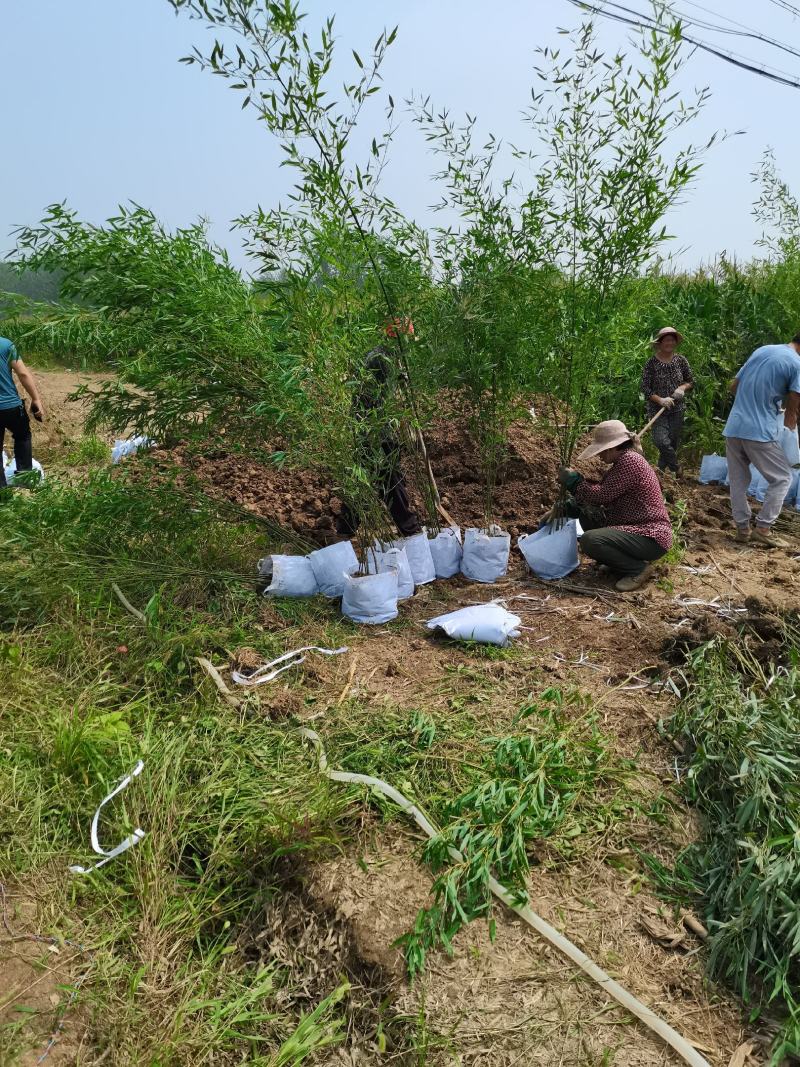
[[258, 520, 581, 627], [699, 453, 800, 509]]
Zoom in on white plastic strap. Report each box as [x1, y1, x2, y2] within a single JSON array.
[[69, 761, 146, 875], [231, 646, 349, 687]]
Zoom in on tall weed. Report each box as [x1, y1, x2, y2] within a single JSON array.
[[670, 638, 800, 1062]]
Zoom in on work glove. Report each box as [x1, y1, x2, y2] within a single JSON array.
[[671, 386, 686, 401], [657, 396, 675, 410], [558, 467, 583, 492]]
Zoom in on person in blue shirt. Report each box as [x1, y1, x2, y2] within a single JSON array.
[[0, 337, 45, 489], [724, 333, 800, 546]]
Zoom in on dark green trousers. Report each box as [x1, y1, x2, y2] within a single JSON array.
[[579, 527, 666, 577]]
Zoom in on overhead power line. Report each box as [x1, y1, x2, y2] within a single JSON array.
[[670, 0, 800, 61], [595, 0, 800, 69], [766, 0, 800, 19], [566, 0, 800, 90]]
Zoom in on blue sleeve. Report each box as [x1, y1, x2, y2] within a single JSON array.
[[786, 356, 800, 394]]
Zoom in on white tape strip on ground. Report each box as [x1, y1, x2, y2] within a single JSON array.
[[231, 646, 349, 687], [69, 761, 147, 875], [300, 729, 711, 1067]]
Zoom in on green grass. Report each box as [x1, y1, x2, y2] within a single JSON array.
[[1, 603, 354, 1064], [0, 472, 365, 1063], [668, 637, 800, 1063], [0, 466, 675, 1064], [64, 434, 111, 467]]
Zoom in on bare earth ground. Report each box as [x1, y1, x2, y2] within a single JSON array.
[[0, 888, 88, 1067], [15, 370, 114, 463], [3, 371, 788, 1066]]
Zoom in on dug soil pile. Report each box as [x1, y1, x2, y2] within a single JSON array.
[[153, 410, 567, 545]]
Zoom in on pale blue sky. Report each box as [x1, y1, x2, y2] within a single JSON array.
[[2, 0, 798, 274]]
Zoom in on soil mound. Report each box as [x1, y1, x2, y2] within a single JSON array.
[[160, 445, 341, 543], [150, 412, 566, 544]]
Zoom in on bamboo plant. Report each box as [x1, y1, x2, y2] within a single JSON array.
[[8, 203, 306, 455], [413, 3, 714, 520], [169, 0, 442, 553]]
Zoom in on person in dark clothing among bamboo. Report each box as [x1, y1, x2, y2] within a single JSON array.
[[640, 326, 693, 474], [335, 317, 421, 538]]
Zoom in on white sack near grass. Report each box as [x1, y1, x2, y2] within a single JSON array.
[[2, 451, 44, 484], [111, 436, 154, 464], [307, 541, 359, 598], [779, 413, 800, 466], [518, 520, 581, 581], [755, 469, 800, 507], [750, 469, 800, 506], [698, 454, 728, 485], [427, 603, 521, 646], [367, 543, 415, 599], [258, 554, 319, 597], [341, 568, 399, 625], [461, 527, 511, 583], [428, 526, 463, 578], [699, 457, 799, 510], [395, 532, 436, 585]]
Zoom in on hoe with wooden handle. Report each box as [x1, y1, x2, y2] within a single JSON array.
[[637, 404, 667, 440]]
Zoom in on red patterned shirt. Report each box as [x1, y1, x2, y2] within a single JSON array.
[[575, 449, 672, 551]]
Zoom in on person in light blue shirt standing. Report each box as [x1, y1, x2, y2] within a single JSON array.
[[723, 334, 800, 546], [0, 336, 45, 490]]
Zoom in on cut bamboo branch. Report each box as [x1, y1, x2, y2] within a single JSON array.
[[111, 582, 146, 624], [195, 657, 242, 708], [302, 728, 712, 1067], [682, 912, 709, 941]]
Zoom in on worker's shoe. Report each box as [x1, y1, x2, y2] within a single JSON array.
[[751, 525, 787, 548], [734, 526, 751, 543], [615, 566, 653, 592]]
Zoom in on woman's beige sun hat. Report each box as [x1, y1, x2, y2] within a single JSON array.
[[578, 420, 637, 461], [652, 325, 683, 345]]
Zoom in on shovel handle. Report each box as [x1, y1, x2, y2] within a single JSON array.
[[436, 501, 458, 528], [638, 405, 667, 439], [407, 422, 458, 528]]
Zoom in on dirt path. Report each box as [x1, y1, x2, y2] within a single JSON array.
[[4, 368, 113, 465], [0, 885, 87, 1067]]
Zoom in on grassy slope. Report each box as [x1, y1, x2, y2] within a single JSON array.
[[0, 458, 682, 1064], [1, 477, 355, 1063]]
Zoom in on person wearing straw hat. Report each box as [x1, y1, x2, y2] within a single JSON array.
[[559, 421, 672, 591], [640, 327, 693, 474]]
